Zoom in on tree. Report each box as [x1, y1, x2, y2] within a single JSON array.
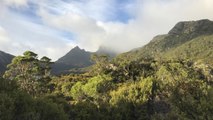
[[90, 54, 110, 75], [3, 51, 52, 97]]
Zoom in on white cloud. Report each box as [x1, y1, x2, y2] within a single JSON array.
[[0, 7, 75, 61], [39, 0, 116, 21], [0, 26, 11, 51], [38, 8, 106, 51], [2, 0, 28, 7], [0, 26, 10, 42], [1, 0, 213, 60], [38, 0, 213, 53], [36, 0, 213, 51]]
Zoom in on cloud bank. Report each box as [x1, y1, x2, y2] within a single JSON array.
[[0, 0, 213, 60], [2, 0, 28, 7]]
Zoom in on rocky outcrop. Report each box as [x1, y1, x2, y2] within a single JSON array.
[[169, 19, 213, 35]]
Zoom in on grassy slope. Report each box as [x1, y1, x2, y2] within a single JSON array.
[[116, 20, 213, 64], [164, 35, 213, 65], [115, 34, 213, 66]]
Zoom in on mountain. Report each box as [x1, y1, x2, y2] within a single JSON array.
[[48, 20, 213, 119], [116, 19, 213, 65], [52, 46, 93, 74], [52, 46, 118, 74], [53, 19, 213, 74], [0, 51, 14, 75]]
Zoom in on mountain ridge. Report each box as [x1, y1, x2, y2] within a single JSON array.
[[52, 46, 118, 74], [0, 51, 14, 75], [116, 19, 213, 64], [168, 19, 213, 35]]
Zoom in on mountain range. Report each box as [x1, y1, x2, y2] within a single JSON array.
[[0, 19, 213, 75]]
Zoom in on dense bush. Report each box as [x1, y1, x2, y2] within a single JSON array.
[[1, 51, 213, 120]]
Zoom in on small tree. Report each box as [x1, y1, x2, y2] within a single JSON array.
[[3, 51, 52, 97], [90, 54, 110, 75]]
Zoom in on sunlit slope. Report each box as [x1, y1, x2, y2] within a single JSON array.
[[165, 35, 213, 65], [116, 19, 213, 65]]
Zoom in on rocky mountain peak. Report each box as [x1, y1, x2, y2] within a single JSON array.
[[168, 19, 213, 35], [70, 46, 85, 52]]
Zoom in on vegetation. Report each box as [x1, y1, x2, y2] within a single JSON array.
[[0, 20, 213, 119], [1, 49, 212, 119], [3, 51, 52, 97]]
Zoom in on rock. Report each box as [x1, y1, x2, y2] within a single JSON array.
[[168, 19, 213, 35]]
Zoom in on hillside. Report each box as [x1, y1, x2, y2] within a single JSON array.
[[0, 51, 14, 75], [117, 19, 213, 64], [165, 35, 213, 65]]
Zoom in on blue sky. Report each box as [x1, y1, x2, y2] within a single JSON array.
[[0, 0, 213, 60]]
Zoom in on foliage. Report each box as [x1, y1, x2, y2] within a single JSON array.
[[109, 77, 153, 105], [90, 54, 110, 75], [0, 93, 14, 120], [3, 51, 52, 96], [70, 74, 113, 106], [0, 77, 68, 120], [1, 31, 213, 120]]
